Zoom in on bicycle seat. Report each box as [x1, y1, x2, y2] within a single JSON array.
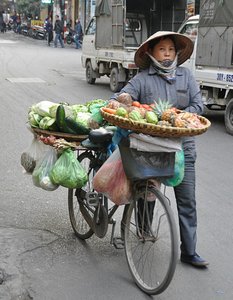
[[89, 128, 113, 144]]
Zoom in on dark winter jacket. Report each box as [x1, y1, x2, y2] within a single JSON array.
[[75, 21, 83, 37], [54, 19, 63, 34], [45, 20, 53, 32]]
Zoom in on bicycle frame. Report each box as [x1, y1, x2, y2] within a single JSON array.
[[68, 133, 178, 295]]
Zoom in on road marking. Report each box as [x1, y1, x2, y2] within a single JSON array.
[[0, 40, 17, 44], [6, 78, 46, 83], [52, 69, 84, 77]]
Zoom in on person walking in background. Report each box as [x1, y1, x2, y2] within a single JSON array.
[[11, 12, 17, 32], [74, 18, 83, 49], [44, 17, 53, 46], [0, 11, 5, 33], [16, 14, 21, 34], [112, 31, 209, 268], [54, 15, 64, 48], [3, 12, 9, 32]]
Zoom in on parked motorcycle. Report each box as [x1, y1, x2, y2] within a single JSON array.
[[21, 23, 29, 36], [64, 28, 76, 44], [28, 25, 46, 40], [35, 25, 46, 39]]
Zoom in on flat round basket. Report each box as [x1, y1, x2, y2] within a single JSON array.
[[101, 108, 211, 138], [32, 128, 88, 142]]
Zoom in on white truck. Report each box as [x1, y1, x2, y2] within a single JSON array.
[[81, 0, 186, 93], [178, 0, 233, 135]]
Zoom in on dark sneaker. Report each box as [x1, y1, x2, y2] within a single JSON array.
[[181, 253, 209, 268]]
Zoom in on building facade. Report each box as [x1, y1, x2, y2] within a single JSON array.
[[50, 0, 200, 32]]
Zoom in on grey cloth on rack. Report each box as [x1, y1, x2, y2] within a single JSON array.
[[129, 133, 182, 152]]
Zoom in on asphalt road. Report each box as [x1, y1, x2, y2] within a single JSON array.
[[0, 31, 233, 300]]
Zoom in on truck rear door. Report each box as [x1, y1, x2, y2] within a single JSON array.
[[95, 0, 125, 49], [112, 0, 124, 47]]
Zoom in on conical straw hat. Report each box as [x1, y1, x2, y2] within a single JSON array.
[[134, 31, 194, 69]]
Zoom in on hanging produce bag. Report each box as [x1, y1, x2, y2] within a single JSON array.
[[32, 146, 59, 191], [21, 136, 48, 174], [93, 148, 131, 205], [50, 149, 88, 189], [161, 149, 185, 187]]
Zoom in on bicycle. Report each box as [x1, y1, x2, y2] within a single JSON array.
[[68, 129, 178, 295]]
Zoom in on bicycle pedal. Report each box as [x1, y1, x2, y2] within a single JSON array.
[[112, 237, 124, 249], [86, 192, 99, 206]]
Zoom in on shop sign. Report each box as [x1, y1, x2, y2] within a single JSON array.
[[41, 0, 52, 4]]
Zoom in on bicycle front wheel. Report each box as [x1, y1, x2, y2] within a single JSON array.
[[68, 151, 95, 239], [124, 185, 178, 295]]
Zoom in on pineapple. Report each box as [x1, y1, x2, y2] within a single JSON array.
[[153, 99, 172, 120], [161, 108, 177, 122], [176, 112, 204, 128], [172, 116, 188, 128], [157, 120, 173, 127]]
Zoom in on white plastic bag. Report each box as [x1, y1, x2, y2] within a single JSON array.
[[32, 146, 59, 191], [21, 136, 48, 174]]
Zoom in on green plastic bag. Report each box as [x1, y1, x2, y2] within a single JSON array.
[[50, 149, 88, 189], [89, 101, 108, 124], [161, 150, 185, 187]]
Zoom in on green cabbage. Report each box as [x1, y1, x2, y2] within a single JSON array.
[[72, 104, 89, 113], [76, 112, 92, 128], [49, 104, 60, 118], [64, 105, 76, 119], [32, 101, 57, 117], [28, 112, 42, 127], [39, 117, 57, 130], [86, 99, 106, 112]]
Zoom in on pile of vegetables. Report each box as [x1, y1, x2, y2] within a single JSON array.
[[28, 99, 108, 134]]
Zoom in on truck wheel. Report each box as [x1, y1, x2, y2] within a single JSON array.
[[86, 61, 96, 84], [110, 67, 124, 92], [225, 98, 233, 135]]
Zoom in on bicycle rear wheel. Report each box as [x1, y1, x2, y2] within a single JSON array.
[[124, 185, 178, 295], [68, 151, 95, 239]]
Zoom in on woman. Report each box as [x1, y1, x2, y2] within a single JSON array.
[[112, 31, 208, 268]]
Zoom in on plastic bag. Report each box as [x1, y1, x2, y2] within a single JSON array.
[[87, 101, 108, 128], [21, 136, 48, 174], [50, 149, 88, 189], [32, 146, 59, 191], [93, 148, 131, 205], [161, 150, 185, 187]]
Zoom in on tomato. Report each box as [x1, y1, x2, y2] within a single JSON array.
[[132, 101, 141, 107], [141, 104, 151, 110]]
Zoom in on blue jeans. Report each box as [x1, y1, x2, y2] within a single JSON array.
[[74, 35, 82, 49], [54, 33, 64, 48]]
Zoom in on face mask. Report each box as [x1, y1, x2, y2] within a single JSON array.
[[146, 52, 178, 83], [160, 59, 174, 68]]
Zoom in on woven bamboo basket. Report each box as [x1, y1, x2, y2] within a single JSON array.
[[101, 108, 211, 138], [32, 128, 88, 142]]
